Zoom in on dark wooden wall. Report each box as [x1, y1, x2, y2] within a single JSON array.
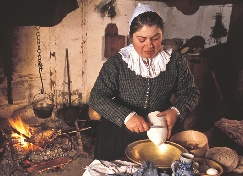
[[227, 3, 243, 69]]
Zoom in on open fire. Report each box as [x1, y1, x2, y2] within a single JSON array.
[[9, 117, 33, 150], [0, 116, 93, 175]]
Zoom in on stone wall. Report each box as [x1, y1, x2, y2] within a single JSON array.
[[0, 0, 233, 119]]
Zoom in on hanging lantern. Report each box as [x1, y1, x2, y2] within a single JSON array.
[[210, 13, 228, 43]]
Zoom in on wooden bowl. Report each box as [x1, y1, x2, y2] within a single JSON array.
[[170, 130, 209, 157]]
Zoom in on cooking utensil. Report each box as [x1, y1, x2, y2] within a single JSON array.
[[150, 125, 167, 128], [33, 27, 54, 119], [125, 139, 187, 169], [63, 48, 83, 127], [57, 126, 91, 135], [33, 103, 54, 119], [32, 93, 54, 119]]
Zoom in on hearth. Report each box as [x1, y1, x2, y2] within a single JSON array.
[[0, 116, 94, 176]]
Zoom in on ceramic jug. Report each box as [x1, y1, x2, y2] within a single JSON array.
[[171, 153, 200, 176]]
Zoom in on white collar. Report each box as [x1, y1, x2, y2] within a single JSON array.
[[119, 44, 172, 78]]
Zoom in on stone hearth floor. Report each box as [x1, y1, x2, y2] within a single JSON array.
[[28, 157, 93, 176]]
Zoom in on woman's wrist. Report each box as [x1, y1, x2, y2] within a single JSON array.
[[124, 112, 137, 124], [170, 107, 180, 116]]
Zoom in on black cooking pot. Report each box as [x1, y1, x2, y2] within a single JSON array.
[[33, 102, 54, 119]]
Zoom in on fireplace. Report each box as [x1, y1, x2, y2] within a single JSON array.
[[0, 114, 96, 175]]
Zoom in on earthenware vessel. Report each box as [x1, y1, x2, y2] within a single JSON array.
[[171, 153, 200, 176]]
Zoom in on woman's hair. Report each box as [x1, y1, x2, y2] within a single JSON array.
[[129, 11, 164, 37]]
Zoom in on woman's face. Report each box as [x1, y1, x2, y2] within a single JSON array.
[[131, 25, 163, 58]]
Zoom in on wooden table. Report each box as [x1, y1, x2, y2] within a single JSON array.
[[121, 127, 243, 176]]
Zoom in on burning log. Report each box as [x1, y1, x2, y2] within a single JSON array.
[[8, 117, 43, 151], [8, 116, 35, 150], [9, 117, 58, 148], [11, 127, 30, 140], [26, 157, 71, 173]]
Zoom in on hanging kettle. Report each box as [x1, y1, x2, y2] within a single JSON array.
[[32, 26, 54, 119], [33, 93, 54, 119]]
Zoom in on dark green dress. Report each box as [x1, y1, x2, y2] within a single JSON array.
[[89, 50, 200, 161]]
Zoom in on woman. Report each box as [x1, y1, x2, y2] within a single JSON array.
[[89, 3, 200, 161]]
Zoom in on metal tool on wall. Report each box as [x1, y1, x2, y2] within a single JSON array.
[[63, 48, 83, 127]]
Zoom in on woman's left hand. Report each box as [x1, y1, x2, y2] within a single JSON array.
[[156, 109, 179, 139]]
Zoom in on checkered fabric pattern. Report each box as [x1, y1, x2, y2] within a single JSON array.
[[89, 51, 200, 127]]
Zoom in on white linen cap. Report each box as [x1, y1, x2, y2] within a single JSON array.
[[129, 3, 155, 25]]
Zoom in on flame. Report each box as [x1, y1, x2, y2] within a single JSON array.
[[9, 117, 32, 149]]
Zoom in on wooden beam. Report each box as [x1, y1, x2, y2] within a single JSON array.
[[199, 0, 242, 6], [139, 0, 243, 6]]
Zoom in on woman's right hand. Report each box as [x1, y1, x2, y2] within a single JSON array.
[[125, 114, 150, 133]]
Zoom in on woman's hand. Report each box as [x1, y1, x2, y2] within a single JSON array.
[[126, 114, 150, 133], [156, 109, 179, 139]]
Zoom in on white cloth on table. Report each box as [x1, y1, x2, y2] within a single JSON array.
[[82, 159, 140, 176]]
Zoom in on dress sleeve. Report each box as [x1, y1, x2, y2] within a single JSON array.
[[89, 55, 132, 127], [172, 52, 200, 120]]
